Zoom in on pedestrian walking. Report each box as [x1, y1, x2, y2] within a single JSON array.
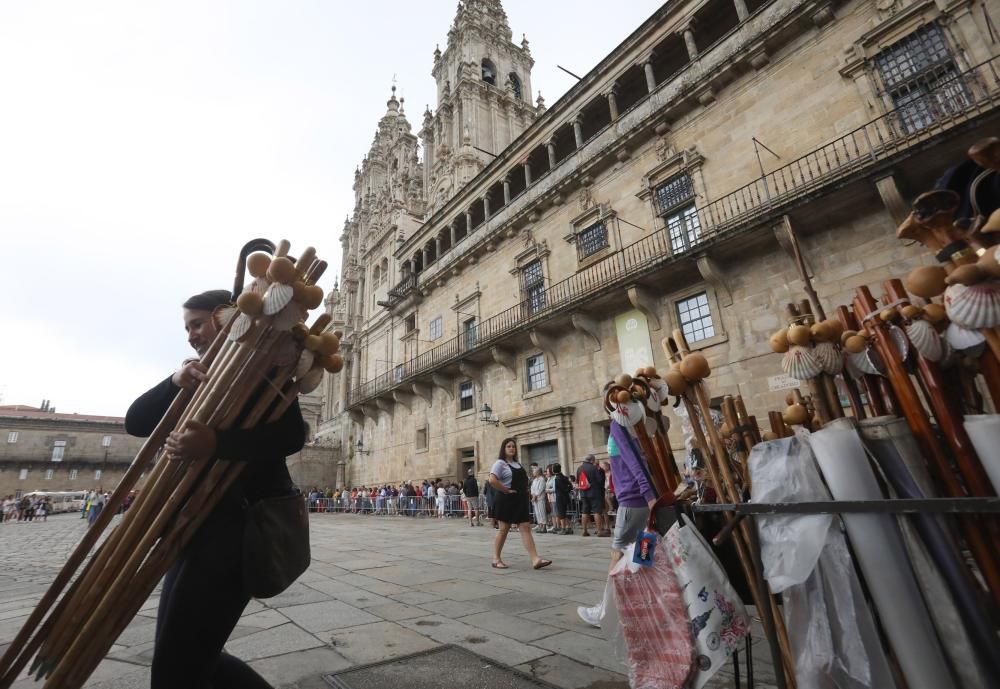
[[577, 454, 610, 537], [462, 470, 481, 526], [578, 421, 659, 628], [489, 438, 552, 571], [551, 464, 573, 534]]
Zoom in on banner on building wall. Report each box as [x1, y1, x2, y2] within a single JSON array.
[[615, 309, 654, 374]]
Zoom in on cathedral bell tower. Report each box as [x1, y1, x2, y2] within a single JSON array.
[[421, 0, 539, 212]]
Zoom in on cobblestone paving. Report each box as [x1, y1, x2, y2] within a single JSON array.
[[1, 514, 778, 689]]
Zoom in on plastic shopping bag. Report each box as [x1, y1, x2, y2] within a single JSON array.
[[607, 536, 694, 689], [664, 514, 750, 689]]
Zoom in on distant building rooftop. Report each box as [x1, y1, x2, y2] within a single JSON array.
[[0, 405, 124, 424]]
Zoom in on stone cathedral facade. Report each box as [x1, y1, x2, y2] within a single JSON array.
[[301, 0, 1000, 490]]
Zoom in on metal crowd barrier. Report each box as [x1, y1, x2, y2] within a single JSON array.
[[304, 493, 618, 524]]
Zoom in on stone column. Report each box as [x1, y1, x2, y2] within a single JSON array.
[[683, 25, 698, 61], [733, 0, 749, 21], [572, 116, 584, 148], [449, 221, 457, 246], [546, 141, 557, 168], [643, 61, 657, 92], [483, 195, 491, 220], [351, 350, 362, 390], [421, 247, 429, 267], [338, 352, 351, 408], [503, 176, 511, 204], [466, 210, 473, 234], [523, 161, 532, 186], [607, 87, 620, 120], [434, 236, 442, 257]]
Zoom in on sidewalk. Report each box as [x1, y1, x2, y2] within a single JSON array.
[[2, 514, 777, 688]]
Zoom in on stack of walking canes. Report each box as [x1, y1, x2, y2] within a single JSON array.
[[658, 331, 797, 689], [0, 239, 340, 689]]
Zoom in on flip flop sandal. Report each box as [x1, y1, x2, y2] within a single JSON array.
[[532, 559, 553, 570], [491, 561, 510, 569]]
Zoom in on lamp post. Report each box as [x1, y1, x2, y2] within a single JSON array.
[[479, 403, 501, 427]]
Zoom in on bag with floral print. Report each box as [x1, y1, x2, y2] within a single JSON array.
[[665, 513, 750, 689]]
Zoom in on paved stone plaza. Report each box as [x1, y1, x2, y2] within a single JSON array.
[[1, 514, 776, 688]]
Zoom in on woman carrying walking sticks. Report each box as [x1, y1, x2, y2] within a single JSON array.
[[126, 290, 306, 689], [489, 438, 552, 571]]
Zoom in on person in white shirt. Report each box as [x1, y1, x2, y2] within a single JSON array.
[[529, 467, 548, 534], [436, 482, 446, 518]]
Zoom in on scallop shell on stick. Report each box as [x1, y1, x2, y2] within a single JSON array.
[[212, 304, 239, 331], [663, 370, 688, 395], [272, 301, 307, 331], [905, 319, 943, 362], [248, 276, 269, 296], [295, 349, 315, 378], [610, 399, 645, 428], [227, 312, 255, 342], [782, 346, 822, 381], [945, 264, 986, 286], [263, 283, 295, 316], [813, 341, 843, 375], [945, 322, 987, 352], [904, 265, 948, 299], [297, 366, 324, 395], [943, 282, 1000, 329]]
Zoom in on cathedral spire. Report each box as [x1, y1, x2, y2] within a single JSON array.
[[451, 0, 512, 42]]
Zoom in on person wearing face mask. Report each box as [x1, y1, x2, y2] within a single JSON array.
[[125, 289, 306, 689]]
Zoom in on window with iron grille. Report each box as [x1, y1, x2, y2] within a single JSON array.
[[459, 380, 474, 412], [677, 292, 715, 344], [429, 316, 442, 340], [654, 174, 695, 216], [577, 221, 609, 259], [522, 260, 546, 314], [874, 24, 970, 134], [526, 355, 547, 392], [665, 205, 702, 254]]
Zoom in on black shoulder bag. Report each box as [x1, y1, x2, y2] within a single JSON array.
[[243, 489, 311, 599]]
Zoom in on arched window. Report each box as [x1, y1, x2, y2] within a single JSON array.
[[508, 72, 522, 100], [372, 264, 381, 284], [481, 58, 497, 86]]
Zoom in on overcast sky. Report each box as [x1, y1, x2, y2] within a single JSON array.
[[0, 1, 662, 416]]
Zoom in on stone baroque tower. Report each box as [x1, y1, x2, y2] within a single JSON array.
[[316, 87, 425, 477], [421, 0, 538, 213]]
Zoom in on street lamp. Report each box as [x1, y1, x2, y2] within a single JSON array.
[[355, 440, 371, 456], [479, 403, 501, 427]]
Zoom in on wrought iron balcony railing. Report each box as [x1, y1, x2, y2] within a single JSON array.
[[347, 55, 1000, 409], [385, 273, 418, 307]]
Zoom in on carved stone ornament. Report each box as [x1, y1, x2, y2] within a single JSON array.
[[579, 185, 594, 211]]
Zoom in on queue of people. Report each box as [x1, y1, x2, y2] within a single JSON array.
[[1, 494, 50, 522]]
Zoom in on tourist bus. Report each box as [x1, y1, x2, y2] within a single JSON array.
[[21, 491, 87, 514]]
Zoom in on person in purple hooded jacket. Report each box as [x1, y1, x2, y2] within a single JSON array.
[[577, 419, 659, 628]]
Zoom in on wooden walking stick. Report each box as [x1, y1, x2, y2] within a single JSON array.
[[854, 286, 1000, 607], [0, 312, 237, 688], [662, 334, 796, 689]]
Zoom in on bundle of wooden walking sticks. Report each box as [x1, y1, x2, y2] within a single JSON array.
[[0, 239, 340, 689]]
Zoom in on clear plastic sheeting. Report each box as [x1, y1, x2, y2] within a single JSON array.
[[748, 436, 897, 689], [606, 538, 694, 689], [748, 436, 831, 592]]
